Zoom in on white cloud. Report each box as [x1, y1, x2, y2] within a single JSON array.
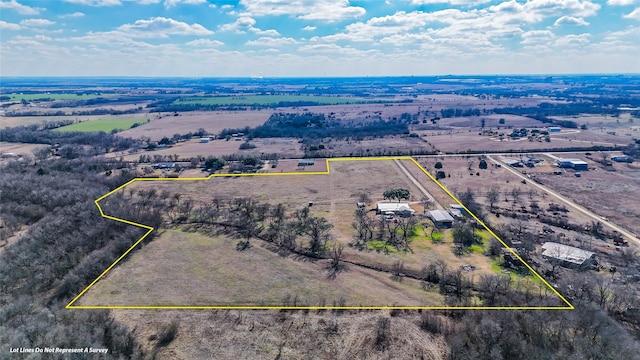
[[302, 26, 316, 31], [218, 16, 278, 35], [117, 17, 214, 37], [63, 0, 189, 6], [554, 16, 589, 26], [410, 0, 490, 5], [240, 0, 366, 22], [186, 38, 224, 46], [0, 0, 44, 14], [60, 12, 86, 18], [63, 0, 122, 6], [245, 37, 298, 46], [221, 4, 233, 9], [164, 0, 206, 8], [624, 7, 640, 20], [0, 20, 20, 30], [219, 16, 256, 33], [554, 33, 591, 47], [253, 28, 280, 36], [607, 0, 636, 5], [20, 19, 56, 27]]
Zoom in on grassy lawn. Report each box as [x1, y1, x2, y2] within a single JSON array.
[[8, 93, 107, 101], [175, 94, 378, 106], [54, 119, 144, 133]]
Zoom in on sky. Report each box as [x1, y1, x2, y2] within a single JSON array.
[[0, 0, 639, 77]]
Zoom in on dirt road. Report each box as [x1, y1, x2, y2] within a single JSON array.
[[394, 159, 444, 211]]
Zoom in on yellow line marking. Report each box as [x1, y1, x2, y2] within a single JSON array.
[[67, 156, 573, 310]]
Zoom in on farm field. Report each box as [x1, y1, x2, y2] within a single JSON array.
[[175, 94, 379, 106], [118, 110, 270, 140], [76, 158, 562, 309], [54, 119, 144, 133], [112, 137, 304, 161], [6, 93, 110, 101]]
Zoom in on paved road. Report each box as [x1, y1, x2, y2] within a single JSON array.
[[393, 159, 444, 211], [487, 155, 639, 246]]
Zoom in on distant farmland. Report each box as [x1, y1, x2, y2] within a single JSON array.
[[55, 119, 144, 133], [175, 94, 380, 106], [7, 93, 108, 101]]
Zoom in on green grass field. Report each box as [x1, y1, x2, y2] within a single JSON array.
[[175, 94, 378, 106], [54, 119, 143, 133], [7, 93, 108, 101]]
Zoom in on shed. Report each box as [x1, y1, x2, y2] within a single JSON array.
[[548, 127, 561, 132], [429, 210, 454, 228], [541, 242, 595, 269]]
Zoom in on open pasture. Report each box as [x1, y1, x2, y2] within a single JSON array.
[[78, 229, 442, 307], [118, 110, 270, 140]]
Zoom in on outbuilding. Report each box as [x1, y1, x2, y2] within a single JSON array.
[[377, 202, 415, 215], [557, 158, 589, 171], [429, 210, 454, 228], [541, 242, 595, 269], [611, 155, 633, 163]]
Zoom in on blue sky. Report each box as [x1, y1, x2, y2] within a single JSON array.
[[1, 0, 639, 76]]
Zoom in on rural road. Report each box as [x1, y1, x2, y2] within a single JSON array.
[[393, 159, 444, 211], [486, 155, 639, 246]]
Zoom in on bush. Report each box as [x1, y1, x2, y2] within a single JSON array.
[[239, 142, 257, 150], [155, 320, 179, 348]]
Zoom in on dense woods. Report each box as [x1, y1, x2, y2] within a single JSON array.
[[0, 156, 151, 358]]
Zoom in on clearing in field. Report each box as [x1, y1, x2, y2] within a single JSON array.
[[68, 157, 572, 310], [55, 119, 145, 133]]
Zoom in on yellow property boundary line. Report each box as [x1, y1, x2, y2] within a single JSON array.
[[67, 156, 573, 310]]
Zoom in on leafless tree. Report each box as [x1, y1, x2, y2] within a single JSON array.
[[487, 186, 500, 211]]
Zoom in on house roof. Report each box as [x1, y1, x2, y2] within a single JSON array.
[[541, 242, 595, 265], [429, 210, 454, 222], [377, 202, 414, 213]]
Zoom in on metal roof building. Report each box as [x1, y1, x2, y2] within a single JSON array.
[[557, 158, 589, 171], [542, 242, 595, 268], [376, 202, 415, 215], [429, 210, 454, 227]]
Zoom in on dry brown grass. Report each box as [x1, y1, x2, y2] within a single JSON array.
[[79, 229, 443, 307], [109, 137, 304, 161], [113, 309, 449, 360], [119, 110, 270, 140], [0, 142, 47, 156]]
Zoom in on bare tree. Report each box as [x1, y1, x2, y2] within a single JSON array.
[[420, 196, 434, 214], [511, 187, 522, 204], [487, 186, 500, 211]]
